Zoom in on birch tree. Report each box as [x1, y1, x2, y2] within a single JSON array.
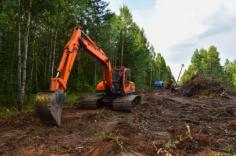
[[19, 0, 32, 110], [17, 0, 22, 110]]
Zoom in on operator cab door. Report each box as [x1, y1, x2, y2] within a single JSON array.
[[112, 70, 124, 94], [124, 69, 132, 94], [125, 69, 131, 87]]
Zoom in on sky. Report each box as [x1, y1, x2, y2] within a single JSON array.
[[104, 0, 236, 79]]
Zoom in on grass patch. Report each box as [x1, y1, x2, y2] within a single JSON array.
[[0, 106, 18, 118], [65, 94, 78, 105], [224, 144, 236, 156], [64, 92, 91, 105], [0, 92, 91, 118], [0, 103, 35, 118]]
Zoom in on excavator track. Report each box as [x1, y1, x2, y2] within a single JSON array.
[[76, 94, 141, 112], [76, 94, 104, 109], [112, 94, 141, 112]]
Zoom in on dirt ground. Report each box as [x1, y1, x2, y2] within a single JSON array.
[[0, 89, 236, 156]]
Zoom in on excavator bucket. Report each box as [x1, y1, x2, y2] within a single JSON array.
[[35, 91, 65, 126]]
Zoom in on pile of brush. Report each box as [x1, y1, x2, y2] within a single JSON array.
[[180, 75, 234, 98]]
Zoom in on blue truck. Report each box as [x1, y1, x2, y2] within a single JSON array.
[[153, 81, 164, 89]]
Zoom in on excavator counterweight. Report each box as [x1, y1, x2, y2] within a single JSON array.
[[35, 27, 140, 126]]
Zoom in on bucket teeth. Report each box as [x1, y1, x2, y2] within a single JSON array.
[[35, 92, 65, 126]]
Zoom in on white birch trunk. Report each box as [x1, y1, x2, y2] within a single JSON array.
[[17, 0, 22, 110], [19, 0, 32, 110]]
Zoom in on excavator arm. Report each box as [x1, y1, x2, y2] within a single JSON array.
[[35, 27, 113, 126], [50, 26, 112, 92]]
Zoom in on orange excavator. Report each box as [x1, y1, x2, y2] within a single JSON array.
[[35, 26, 140, 126]]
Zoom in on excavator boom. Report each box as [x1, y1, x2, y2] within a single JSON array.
[[50, 27, 112, 92]]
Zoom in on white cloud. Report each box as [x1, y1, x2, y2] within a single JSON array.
[[105, 0, 236, 79], [104, 0, 123, 13]]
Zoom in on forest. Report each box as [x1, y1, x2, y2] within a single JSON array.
[[0, 0, 174, 109]]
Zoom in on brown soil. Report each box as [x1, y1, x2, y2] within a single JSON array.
[[0, 90, 236, 156]]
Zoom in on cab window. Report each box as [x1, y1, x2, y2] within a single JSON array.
[[113, 71, 123, 82]]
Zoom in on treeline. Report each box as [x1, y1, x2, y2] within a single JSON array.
[[181, 45, 236, 88], [0, 0, 174, 107]]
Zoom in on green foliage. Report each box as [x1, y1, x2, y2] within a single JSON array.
[[181, 46, 236, 88], [64, 92, 91, 105], [224, 59, 236, 88], [181, 46, 224, 84], [181, 65, 197, 84], [152, 53, 175, 82]]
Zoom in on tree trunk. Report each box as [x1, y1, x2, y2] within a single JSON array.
[[30, 39, 35, 85], [17, 0, 22, 110], [48, 29, 53, 77], [0, 31, 2, 50], [51, 29, 58, 77], [35, 47, 38, 92], [120, 29, 124, 66], [19, 0, 32, 110], [150, 65, 152, 87]]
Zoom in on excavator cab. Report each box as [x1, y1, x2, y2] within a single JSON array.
[[96, 67, 135, 95], [112, 67, 135, 95], [112, 69, 123, 94]]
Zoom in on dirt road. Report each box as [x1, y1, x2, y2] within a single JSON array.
[[0, 90, 236, 156]]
